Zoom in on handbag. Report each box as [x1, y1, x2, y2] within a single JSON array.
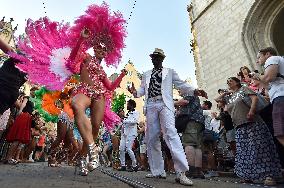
[[175, 114, 190, 133], [242, 93, 269, 112]]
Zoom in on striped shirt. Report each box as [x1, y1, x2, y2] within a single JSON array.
[[148, 68, 162, 98]]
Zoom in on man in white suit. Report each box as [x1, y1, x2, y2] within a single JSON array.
[[128, 48, 207, 186], [118, 99, 140, 172]]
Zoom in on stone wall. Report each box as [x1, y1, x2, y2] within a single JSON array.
[[0, 18, 16, 52], [189, 0, 256, 102]]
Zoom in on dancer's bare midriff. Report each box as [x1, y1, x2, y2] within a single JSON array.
[[80, 62, 95, 86]]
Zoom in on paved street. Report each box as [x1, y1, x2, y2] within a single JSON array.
[[0, 163, 283, 188]]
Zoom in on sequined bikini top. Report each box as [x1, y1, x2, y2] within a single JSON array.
[[83, 59, 106, 82]]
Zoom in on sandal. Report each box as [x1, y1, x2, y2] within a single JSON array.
[[4, 159, 19, 165], [264, 177, 276, 186]]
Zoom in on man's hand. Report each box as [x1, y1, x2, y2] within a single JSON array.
[[194, 89, 208, 99], [250, 72, 261, 81], [174, 99, 189, 107], [211, 112, 218, 118], [247, 111, 255, 121]]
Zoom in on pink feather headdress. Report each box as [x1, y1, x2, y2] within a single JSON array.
[[69, 2, 127, 67]]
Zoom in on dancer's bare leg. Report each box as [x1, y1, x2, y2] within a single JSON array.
[[72, 94, 93, 145], [111, 134, 120, 169], [80, 142, 88, 156], [50, 122, 67, 150], [111, 135, 119, 151], [6, 141, 19, 161], [67, 130, 79, 164], [72, 94, 93, 175], [277, 136, 284, 147], [47, 122, 68, 166], [90, 97, 105, 141], [84, 97, 105, 171], [23, 138, 37, 162]]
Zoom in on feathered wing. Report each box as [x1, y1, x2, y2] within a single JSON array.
[[103, 96, 121, 131], [10, 17, 73, 90], [33, 86, 75, 122], [32, 87, 59, 123]]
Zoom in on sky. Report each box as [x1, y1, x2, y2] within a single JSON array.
[[1, 0, 197, 86]]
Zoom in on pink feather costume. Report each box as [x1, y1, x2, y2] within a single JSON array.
[[11, 3, 127, 131], [68, 2, 127, 130]]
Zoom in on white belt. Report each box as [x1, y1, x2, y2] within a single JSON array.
[[147, 95, 163, 102]]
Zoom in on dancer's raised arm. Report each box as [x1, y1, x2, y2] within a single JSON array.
[[103, 69, 127, 91], [68, 28, 90, 62]]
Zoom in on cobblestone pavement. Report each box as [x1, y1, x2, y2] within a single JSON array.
[[0, 163, 283, 188]]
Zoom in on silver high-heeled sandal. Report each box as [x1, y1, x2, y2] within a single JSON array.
[[77, 156, 88, 176], [87, 143, 100, 171]]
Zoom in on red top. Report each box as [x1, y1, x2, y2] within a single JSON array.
[[37, 135, 46, 146]]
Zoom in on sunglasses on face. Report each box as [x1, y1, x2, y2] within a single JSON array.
[[151, 55, 164, 59]]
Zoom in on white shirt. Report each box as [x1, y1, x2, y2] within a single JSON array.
[[136, 68, 196, 112], [264, 56, 284, 102], [203, 110, 220, 133], [122, 110, 140, 136], [209, 118, 221, 133]]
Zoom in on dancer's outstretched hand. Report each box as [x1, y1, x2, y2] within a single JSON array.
[[121, 69, 128, 75], [81, 28, 91, 38]]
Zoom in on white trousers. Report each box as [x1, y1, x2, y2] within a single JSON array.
[[119, 134, 137, 167], [146, 100, 189, 176]]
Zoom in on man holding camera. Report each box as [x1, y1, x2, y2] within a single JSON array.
[[254, 47, 284, 147]]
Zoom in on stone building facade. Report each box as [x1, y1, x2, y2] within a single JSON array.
[[0, 17, 17, 58], [188, 0, 284, 101]]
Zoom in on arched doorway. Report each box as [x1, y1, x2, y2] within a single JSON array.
[[272, 8, 284, 55], [242, 0, 284, 69]]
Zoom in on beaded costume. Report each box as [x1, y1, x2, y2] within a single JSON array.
[[10, 2, 127, 177], [58, 111, 74, 130], [73, 60, 107, 100]]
